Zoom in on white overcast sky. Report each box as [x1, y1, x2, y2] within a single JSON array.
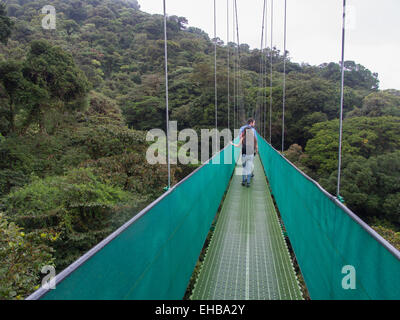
[[139, 0, 400, 90]]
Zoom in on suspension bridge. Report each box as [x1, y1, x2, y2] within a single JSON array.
[[27, 0, 400, 300]]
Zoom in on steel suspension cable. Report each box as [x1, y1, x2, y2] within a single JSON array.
[[281, 0, 287, 152], [232, 2, 236, 130], [258, 0, 266, 136], [263, 0, 268, 138], [163, 0, 170, 189], [337, 0, 346, 198], [269, 0, 274, 143], [227, 0, 230, 132], [234, 0, 242, 125], [214, 0, 218, 151], [262, 0, 267, 136]]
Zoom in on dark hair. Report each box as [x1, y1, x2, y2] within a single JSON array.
[[247, 118, 255, 125]]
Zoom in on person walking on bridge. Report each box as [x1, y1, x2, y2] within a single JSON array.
[[231, 124, 258, 187], [236, 118, 258, 179]]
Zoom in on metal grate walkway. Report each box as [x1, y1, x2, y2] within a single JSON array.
[[191, 156, 303, 300]]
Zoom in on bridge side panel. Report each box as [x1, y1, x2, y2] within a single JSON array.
[[257, 135, 400, 300], [36, 144, 238, 300]]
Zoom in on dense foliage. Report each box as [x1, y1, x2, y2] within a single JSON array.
[[0, 212, 54, 299], [0, 0, 399, 299]]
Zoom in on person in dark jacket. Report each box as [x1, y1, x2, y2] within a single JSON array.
[[231, 126, 258, 187]]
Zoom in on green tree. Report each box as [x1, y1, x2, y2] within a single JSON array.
[[21, 40, 90, 132], [347, 91, 400, 118], [0, 3, 13, 44], [0, 60, 25, 134], [63, 19, 80, 36], [319, 61, 379, 90], [319, 151, 400, 226], [123, 96, 164, 130], [123, 0, 140, 10], [2, 168, 130, 270], [0, 213, 54, 300], [304, 117, 400, 176]]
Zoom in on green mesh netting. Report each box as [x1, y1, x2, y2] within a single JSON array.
[[191, 156, 303, 300], [36, 144, 239, 300], [257, 134, 400, 300]]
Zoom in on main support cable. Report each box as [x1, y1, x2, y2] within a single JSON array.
[[257, 0, 266, 135], [269, 0, 274, 144], [263, 0, 268, 138], [233, 3, 236, 130], [337, 0, 346, 198], [227, 0, 230, 132], [234, 0, 242, 125], [163, 0, 170, 189], [214, 0, 218, 151], [282, 0, 287, 152]]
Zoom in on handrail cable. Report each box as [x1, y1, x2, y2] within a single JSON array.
[[269, 0, 274, 143], [263, 0, 268, 138], [214, 0, 218, 152], [233, 2, 236, 130], [227, 0, 230, 132], [337, 0, 346, 198], [234, 0, 242, 126], [281, 0, 287, 152], [258, 0, 267, 136], [163, 0, 170, 189]]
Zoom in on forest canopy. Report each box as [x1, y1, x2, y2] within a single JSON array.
[[0, 0, 399, 299]]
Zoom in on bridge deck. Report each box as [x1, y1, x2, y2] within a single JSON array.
[[191, 156, 303, 300]]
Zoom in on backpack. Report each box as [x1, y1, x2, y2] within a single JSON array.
[[242, 127, 255, 155]]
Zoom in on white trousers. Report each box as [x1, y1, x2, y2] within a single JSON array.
[[241, 154, 254, 176]]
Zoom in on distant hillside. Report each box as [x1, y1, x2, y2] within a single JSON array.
[[0, 0, 398, 299]]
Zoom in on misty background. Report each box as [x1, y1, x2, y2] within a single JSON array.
[[141, 0, 400, 90]]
